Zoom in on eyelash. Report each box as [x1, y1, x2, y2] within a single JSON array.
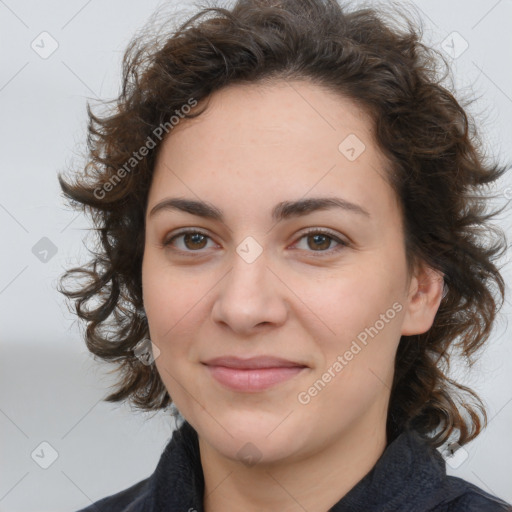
[[162, 227, 349, 257]]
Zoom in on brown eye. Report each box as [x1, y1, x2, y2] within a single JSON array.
[[293, 229, 349, 255], [163, 229, 214, 252], [182, 232, 208, 250], [306, 233, 332, 251]]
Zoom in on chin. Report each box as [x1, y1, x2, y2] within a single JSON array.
[[215, 432, 301, 467], [192, 409, 305, 464]]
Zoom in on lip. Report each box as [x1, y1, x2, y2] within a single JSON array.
[[203, 356, 307, 369], [202, 356, 308, 392]]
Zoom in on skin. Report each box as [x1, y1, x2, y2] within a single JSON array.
[[142, 80, 444, 512]]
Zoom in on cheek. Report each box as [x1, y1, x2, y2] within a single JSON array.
[[297, 260, 405, 345], [142, 252, 210, 342], [297, 269, 404, 427], [142, 255, 204, 404], [295, 256, 407, 416]]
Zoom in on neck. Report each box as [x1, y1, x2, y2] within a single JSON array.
[[200, 416, 387, 512]]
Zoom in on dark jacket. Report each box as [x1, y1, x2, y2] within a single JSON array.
[[76, 420, 511, 511]]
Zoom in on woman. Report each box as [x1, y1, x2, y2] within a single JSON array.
[[59, 0, 512, 510]]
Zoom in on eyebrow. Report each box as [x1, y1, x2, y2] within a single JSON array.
[[148, 196, 370, 223]]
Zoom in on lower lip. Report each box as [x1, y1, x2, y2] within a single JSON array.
[[204, 365, 306, 392]]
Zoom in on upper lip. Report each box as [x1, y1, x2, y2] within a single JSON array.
[[202, 356, 308, 369]]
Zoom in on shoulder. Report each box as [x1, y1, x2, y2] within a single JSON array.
[[74, 476, 152, 512], [433, 475, 512, 512]]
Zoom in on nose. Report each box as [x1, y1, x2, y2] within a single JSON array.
[[210, 248, 288, 335]]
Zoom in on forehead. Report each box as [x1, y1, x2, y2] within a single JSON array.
[[149, 80, 397, 225], [164, 79, 376, 155]]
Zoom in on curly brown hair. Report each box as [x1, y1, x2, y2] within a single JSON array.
[[58, 0, 510, 448]]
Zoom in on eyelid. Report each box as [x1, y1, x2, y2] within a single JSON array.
[[162, 228, 216, 250], [294, 227, 349, 245], [289, 227, 349, 256], [162, 227, 350, 255]]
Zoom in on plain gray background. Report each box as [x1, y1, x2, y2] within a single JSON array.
[[0, 0, 511, 510]]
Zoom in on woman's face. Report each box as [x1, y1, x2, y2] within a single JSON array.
[[142, 80, 441, 464]]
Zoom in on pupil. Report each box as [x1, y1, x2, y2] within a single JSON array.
[[186, 233, 206, 249], [310, 234, 329, 250]]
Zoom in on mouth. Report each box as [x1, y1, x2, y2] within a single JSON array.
[[201, 356, 309, 392]]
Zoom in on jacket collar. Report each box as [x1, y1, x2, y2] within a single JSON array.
[[149, 420, 204, 511], [145, 420, 459, 512]]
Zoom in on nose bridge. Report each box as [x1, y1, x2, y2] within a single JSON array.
[[232, 239, 269, 290], [211, 238, 287, 332], [225, 239, 272, 305]]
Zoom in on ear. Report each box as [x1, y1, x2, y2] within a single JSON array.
[[401, 265, 444, 336]]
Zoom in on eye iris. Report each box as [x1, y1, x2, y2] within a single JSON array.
[[308, 233, 330, 251], [184, 233, 207, 250]]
